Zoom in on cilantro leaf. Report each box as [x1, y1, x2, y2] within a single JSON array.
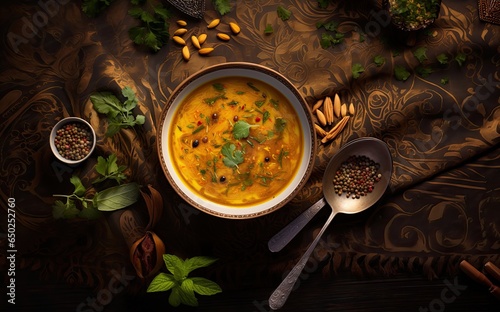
[[78, 206, 102, 220], [352, 63, 365, 79], [413, 47, 428, 64], [394, 65, 411, 81], [52, 199, 80, 219], [233, 120, 257, 139], [264, 24, 274, 34], [440, 77, 449, 85], [221, 143, 244, 168], [455, 53, 466, 66], [82, 0, 113, 17], [373, 55, 385, 67], [128, 4, 171, 52], [212, 0, 231, 15], [277, 6, 291, 21], [274, 117, 287, 133], [93, 153, 128, 184], [70, 175, 86, 197], [436, 53, 448, 65], [416, 65, 433, 78]]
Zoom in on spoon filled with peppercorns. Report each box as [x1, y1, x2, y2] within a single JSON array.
[[268, 137, 393, 310]]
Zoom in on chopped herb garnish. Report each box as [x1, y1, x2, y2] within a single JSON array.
[[192, 125, 205, 134], [394, 65, 411, 81], [277, 148, 289, 168], [277, 6, 291, 21], [436, 53, 448, 65], [274, 118, 287, 133], [213, 82, 225, 91], [270, 99, 279, 109], [265, 24, 274, 34], [374, 55, 385, 67], [233, 120, 258, 139], [247, 82, 260, 92], [262, 111, 270, 124], [221, 143, 244, 168], [255, 100, 265, 108], [352, 63, 365, 79], [413, 47, 428, 64]]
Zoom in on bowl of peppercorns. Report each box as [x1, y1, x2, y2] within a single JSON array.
[[50, 117, 96, 165]]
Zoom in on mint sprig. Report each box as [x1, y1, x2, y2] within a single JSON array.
[[147, 254, 222, 307]]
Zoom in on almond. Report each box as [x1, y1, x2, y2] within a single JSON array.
[[207, 18, 220, 29], [321, 116, 350, 144], [333, 93, 341, 118], [324, 96, 334, 125], [341, 103, 347, 117], [172, 36, 186, 45], [182, 46, 190, 61], [191, 36, 201, 49], [198, 47, 214, 55], [217, 33, 230, 41], [198, 33, 207, 45], [316, 109, 327, 127], [349, 102, 355, 115], [229, 22, 241, 34], [312, 99, 323, 113]]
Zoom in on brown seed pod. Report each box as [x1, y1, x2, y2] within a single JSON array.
[[207, 18, 220, 29], [217, 33, 230, 41], [321, 116, 350, 144], [130, 231, 165, 279], [229, 22, 241, 34]]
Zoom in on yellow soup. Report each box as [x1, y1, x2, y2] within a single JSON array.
[[169, 77, 303, 207]]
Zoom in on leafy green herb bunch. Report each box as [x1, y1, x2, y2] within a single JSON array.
[[386, 0, 441, 31]]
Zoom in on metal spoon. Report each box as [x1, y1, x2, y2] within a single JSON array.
[[268, 137, 393, 310]]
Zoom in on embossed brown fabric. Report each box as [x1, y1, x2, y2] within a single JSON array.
[[0, 0, 499, 310]]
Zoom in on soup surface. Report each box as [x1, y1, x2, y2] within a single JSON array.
[[169, 77, 303, 206]]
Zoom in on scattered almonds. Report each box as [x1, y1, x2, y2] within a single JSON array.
[[182, 46, 190, 61], [341, 103, 347, 117], [311, 98, 323, 113], [316, 109, 327, 127], [229, 22, 241, 34], [312, 94, 356, 144], [207, 18, 220, 29], [349, 103, 355, 115], [324, 96, 334, 125], [217, 33, 231, 41], [333, 94, 341, 118]]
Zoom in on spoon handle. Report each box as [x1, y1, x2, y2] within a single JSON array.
[[268, 210, 336, 310], [268, 197, 327, 252]]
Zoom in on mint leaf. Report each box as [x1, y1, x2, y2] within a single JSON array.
[[221, 143, 244, 168], [191, 277, 223, 295], [147, 273, 177, 292], [169, 287, 182, 307], [184, 256, 218, 275], [179, 279, 198, 306], [164, 254, 185, 277], [277, 6, 291, 21], [70, 175, 86, 196]]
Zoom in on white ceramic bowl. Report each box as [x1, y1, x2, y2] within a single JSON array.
[[50, 117, 96, 165], [157, 62, 316, 219]]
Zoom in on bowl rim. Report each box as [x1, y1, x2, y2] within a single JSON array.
[[49, 116, 96, 165], [157, 62, 317, 219]]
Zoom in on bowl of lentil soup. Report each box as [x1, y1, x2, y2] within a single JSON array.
[[157, 62, 316, 219], [50, 117, 96, 165]]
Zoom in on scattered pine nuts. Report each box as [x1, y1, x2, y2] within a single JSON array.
[[349, 103, 355, 115], [172, 36, 186, 45], [182, 46, 190, 61], [313, 93, 356, 144], [198, 47, 214, 55], [174, 28, 188, 36], [191, 36, 201, 49], [333, 94, 341, 118], [341, 103, 347, 117], [176, 20, 187, 27], [217, 33, 231, 41], [198, 34, 207, 45], [229, 22, 241, 34], [316, 109, 327, 126], [207, 18, 220, 29], [312, 98, 323, 113]]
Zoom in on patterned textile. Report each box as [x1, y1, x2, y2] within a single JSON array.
[[0, 0, 499, 310]]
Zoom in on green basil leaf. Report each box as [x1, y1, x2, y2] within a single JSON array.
[[190, 277, 223, 296], [147, 273, 177, 292], [95, 182, 140, 211], [95, 156, 108, 176]]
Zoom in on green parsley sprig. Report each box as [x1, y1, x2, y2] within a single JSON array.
[[147, 254, 222, 307], [90, 86, 145, 137]]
